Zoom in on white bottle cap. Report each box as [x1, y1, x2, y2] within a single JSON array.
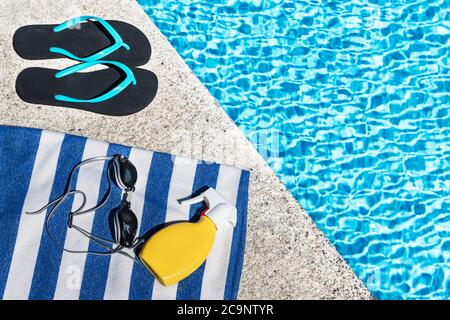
[[179, 188, 237, 228]]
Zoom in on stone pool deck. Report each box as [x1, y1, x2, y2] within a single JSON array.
[[0, 0, 372, 299]]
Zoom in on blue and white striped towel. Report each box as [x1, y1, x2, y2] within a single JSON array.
[[0, 125, 249, 300]]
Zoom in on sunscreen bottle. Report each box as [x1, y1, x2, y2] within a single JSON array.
[[139, 188, 237, 286]]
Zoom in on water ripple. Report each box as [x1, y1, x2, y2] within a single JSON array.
[[139, 0, 450, 299]]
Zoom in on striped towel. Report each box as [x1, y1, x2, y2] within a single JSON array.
[[0, 125, 249, 300]]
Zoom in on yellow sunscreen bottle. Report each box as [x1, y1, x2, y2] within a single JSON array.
[[139, 188, 237, 286]]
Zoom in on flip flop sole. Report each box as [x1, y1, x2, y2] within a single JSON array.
[[13, 20, 151, 66], [16, 67, 158, 116]]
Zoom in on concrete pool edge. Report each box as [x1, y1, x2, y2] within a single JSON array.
[[0, 0, 372, 299]]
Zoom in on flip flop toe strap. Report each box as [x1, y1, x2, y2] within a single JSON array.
[[49, 16, 130, 62], [54, 60, 137, 104]]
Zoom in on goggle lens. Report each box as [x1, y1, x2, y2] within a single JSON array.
[[119, 159, 137, 190]]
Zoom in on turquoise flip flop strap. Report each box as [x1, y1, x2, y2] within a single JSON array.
[[54, 60, 137, 103], [50, 16, 130, 62]]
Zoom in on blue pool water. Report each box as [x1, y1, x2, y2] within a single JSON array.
[[138, 0, 450, 299]]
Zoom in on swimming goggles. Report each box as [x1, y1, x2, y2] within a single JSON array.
[[27, 155, 143, 260]]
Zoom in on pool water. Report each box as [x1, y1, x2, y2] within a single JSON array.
[[138, 0, 450, 299]]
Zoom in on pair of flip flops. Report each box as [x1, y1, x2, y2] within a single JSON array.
[[14, 16, 158, 116]]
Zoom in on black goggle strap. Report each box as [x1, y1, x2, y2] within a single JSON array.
[[26, 190, 87, 217], [27, 156, 114, 247], [71, 165, 113, 216], [25, 155, 141, 259], [28, 156, 115, 215]]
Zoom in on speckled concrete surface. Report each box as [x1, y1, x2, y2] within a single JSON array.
[[0, 0, 372, 299]]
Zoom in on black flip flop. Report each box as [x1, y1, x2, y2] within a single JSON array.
[[13, 16, 151, 66], [16, 61, 158, 116]]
